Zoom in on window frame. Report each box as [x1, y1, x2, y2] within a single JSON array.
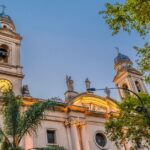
[[0, 44, 10, 64], [94, 131, 109, 149], [46, 128, 57, 146]]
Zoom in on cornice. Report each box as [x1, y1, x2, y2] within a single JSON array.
[[0, 63, 23, 69], [21, 97, 114, 118], [0, 29, 22, 40], [0, 70, 24, 78]]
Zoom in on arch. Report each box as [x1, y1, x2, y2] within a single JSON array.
[[122, 83, 130, 97], [69, 93, 118, 113], [3, 25, 7, 29], [135, 80, 142, 92], [0, 44, 9, 63]]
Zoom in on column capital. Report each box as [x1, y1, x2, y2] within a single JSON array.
[[64, 118, 86, 127]]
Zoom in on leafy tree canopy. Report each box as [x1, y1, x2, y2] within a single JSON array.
[[100, 0, 150, 84], [100, 0, 150, 36], [134, 43, 150, 84], [105, 93, 150, 149]]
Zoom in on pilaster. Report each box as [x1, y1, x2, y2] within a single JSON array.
[[81, 125, 90, 150]]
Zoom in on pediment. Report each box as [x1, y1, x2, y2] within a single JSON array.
[[70, 93, 118, 113], [81, 102, 107, 113]]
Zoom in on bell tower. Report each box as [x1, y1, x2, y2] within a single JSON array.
[[0, 6, 23, 95], [113, 52, 147, 99]]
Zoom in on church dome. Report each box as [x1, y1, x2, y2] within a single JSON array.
[[0, 9, 16, 32], [114, 52, 132, 65]]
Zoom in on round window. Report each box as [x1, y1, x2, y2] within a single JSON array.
[[95, 133, 107, 148]]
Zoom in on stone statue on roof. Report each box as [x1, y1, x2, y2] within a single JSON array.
[[104, 87, 111, 98], [85, 78, 91, 90], [22, 85, 31, 97], [66, 76, 74, 91]]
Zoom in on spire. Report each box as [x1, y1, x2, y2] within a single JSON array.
[[0, 5, 16, 32], [114, 47, 131, 65], [114, 51, 132, 66]]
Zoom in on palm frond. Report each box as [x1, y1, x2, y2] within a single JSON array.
[[1, 91, 22, 146], [18, 100, 60, 143], [0, 127, 12, 150], [1, 91, 22, 147]]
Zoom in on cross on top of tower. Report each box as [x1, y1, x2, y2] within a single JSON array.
[[0, 5, 6, 14]]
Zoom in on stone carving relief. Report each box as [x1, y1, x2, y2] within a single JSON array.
[[82, 103, 107, 112], [64, 118, 86, 127]]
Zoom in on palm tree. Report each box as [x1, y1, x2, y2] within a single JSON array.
[[0, 91, 63, 150]]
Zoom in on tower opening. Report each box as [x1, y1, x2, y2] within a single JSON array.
[[3, 25, 7, 28], [135, 81, 142, 92], [0, 44, 9, 63], [122, 84, 130, 97]]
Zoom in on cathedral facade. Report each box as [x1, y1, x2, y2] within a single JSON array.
[[0, 9, 148, 150]]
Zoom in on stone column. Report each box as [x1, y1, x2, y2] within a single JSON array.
[[119, 145, 126, 150], [127, 77, 137, 93], [118, 83, 126, 98], [70, 124, 81, 150], [81, 125, 90, 150], [66, 126, 72, 150], [116, 84, 123, 99], [139, 79, 148, 93], [24, 106, 34, 150]]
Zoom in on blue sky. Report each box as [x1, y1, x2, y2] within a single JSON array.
[[1, 0, 149, 100]]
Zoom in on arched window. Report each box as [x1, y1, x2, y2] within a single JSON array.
[[135, 81, 142, 92], [122, 84, 130, 97], [0, 44, 9, 63], [3, 25, 7, 29]]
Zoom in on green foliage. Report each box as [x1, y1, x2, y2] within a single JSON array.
[[2, 92, 22, 148], [100, 0, 150, 85], [100, 0, 150, 36], [105, 93, 150, 149], [0, 91, 61, 150], [17, 100, 58, 144], [134, 43, 150, 84]]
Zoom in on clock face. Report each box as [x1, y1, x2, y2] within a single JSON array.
[[0, 79, 12, 93]]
